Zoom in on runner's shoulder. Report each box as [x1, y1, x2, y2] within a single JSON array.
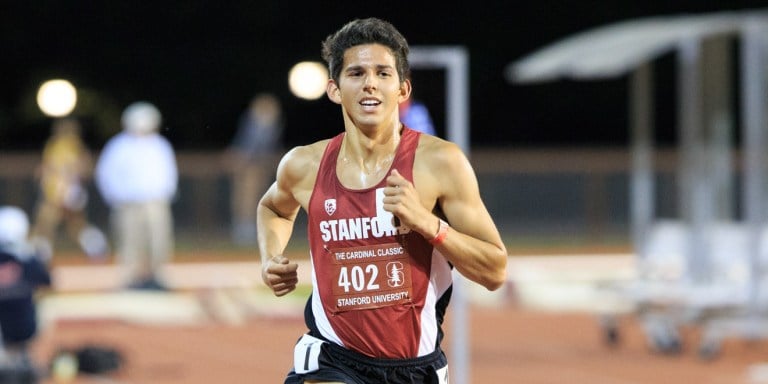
[[279, 140, 331, 178], [416, 134, 463, 164]]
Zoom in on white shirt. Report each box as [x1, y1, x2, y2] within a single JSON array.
[[95, 132, 178, 206]]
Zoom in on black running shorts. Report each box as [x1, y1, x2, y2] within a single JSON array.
[[284, 334, 449, 384]]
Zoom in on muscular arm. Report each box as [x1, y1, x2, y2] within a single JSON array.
[[257, 144, 319, 296], [384, 139, 508, 291]]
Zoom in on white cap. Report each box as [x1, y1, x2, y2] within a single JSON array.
[[0, 206, 29, 247], [122, 101, 162, 134]]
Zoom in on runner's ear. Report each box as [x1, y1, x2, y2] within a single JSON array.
[[398, 79, 412, 104], [327, 80, 342, 104]]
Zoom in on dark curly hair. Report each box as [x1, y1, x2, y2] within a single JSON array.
[[321, 18, 410, 85]]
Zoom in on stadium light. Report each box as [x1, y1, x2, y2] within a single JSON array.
[[288, 61, 328, 100], [37, 79, 78, 117]]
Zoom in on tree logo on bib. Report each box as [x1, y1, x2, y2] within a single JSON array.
[[324, 199, 336, 216], [386, 261, 405, 288]]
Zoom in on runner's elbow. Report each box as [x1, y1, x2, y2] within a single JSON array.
[[482, 256, 508, 291], [483, 271, 507, 291]]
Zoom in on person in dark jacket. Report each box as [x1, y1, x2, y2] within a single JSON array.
[[0, 206, 51, 383]]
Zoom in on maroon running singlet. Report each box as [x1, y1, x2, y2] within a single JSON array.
[[305, 127, 453, 359]]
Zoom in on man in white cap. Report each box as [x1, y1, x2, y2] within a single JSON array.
[[94, 101, 178, 290]]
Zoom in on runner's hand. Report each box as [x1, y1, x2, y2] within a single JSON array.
[[262, 255, 299, 296], [384, 169, 431, 235]]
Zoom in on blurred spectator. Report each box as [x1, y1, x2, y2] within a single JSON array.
[[399, 97, 435, 136], [222, 93, 283, 245], [94, 102, 178, 290], [29, 117, 109, 261], [0, 206, 51, 382]]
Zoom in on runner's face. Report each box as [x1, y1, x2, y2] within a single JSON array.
[[331, 44, 408, 129]]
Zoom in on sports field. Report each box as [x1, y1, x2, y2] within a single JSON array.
[[25, 249, 768, 384]]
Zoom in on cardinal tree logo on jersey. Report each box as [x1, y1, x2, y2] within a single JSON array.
[[386, 261, 405, 288], [324, 199, 336, 216]]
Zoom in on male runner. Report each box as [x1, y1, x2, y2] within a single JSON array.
[[258, 17, 508, 383]]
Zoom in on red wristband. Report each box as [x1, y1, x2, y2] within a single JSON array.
[[428, 219, 449, 246]]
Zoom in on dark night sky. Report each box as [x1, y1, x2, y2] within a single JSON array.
[[1, 1, 766, 151]]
